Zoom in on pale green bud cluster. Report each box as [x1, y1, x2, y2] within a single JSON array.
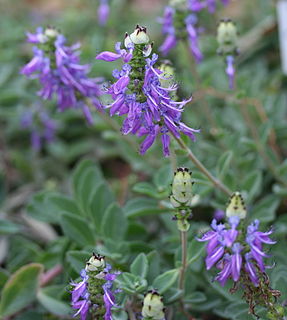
[[44, 27, 59, 39], [142, 290, 165, 320], [226, 192, 247, 219], [170, 168, 193, 208], [170, 168, 194, 232], [217, 19, 238, 56], [85, 253, 106, 272], [125, 25, 150, 46]]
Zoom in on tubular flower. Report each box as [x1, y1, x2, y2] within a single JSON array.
[[158, 0, 230, 61], [21, 27, 102, 123], [96, 25, 199, 156], [217, 19, 238, 89], [21, 103, 57, 151], [198, 193, 276, 287], [70, 253, 119, 320]]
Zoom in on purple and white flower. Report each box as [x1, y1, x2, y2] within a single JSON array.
[[96, 26, 199, 156], [198, 216, 276, 286], [71, 261, 119, 320], [159, 0, 230, 60], [21, 27, 102, 123]]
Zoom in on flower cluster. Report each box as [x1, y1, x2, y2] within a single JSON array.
[[158, 0, 230, 62], [198, 193, 276, 286], [70, 253, 119, 320], [21, 103, 57, 151], [96, 25, 199, 156], [21, 27, 102, 124], [217, 19, 238, 89]]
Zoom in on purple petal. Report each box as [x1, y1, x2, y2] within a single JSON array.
[[206, 246, 224, 270], [96, 51, 121, 62]]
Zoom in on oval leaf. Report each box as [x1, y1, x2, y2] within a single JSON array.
[[0, 263, 43, 318], [130, 253, 148, 278], [152, 269, 179, 294]]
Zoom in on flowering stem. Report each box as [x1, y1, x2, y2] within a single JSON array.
[[172, 134, 232, 196], [179, 230, 187, 291]]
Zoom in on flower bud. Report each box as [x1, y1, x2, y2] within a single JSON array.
[[217, 19, 238, 55], [170, 168, 193, 208], [44, 27, 59, 39], [129, 25, 149, 45], [142, 290, 165, 320], [226, 192, 246, 220], [85, 253, 105, 272]]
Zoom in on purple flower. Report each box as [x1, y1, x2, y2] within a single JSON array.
[[21, 104, 57, 151], [188, 0, 206, 11], [98, 0, 110, 26], [21, 27, 102, 123], [71, 270, 90, 320], [213, 209, 225, 221], [225, 55, 235, 89], [185, 15, 203, 63], [199, 216, 275, 286], [96, 29, 199, 156], [70, 262, 120, 320], [246, 220, 276, 272]]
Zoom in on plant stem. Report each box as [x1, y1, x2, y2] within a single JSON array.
[[178, 231, 196, 320], [179, 230, 188, 291], [172, 133, 232, 196]]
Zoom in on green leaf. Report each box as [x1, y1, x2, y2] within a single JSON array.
[[186, 291, 207, 303], [251, 195, 280, 223], [66, 250, 91, 273], [37, 288, 71, 316], [0, 268, 9, 291], [153, 164, 172, 189], [130, 253, 148, 278], [124, 197, 171, 218], [241, 171, 262, 202], [112, 310, 128, 320], [45, 193, 81, 216], [60, 212, 95, 246], [152, 269, 179, 294], [216, 150, 233, 179], [26, 191, 57, 223], [115, 272, 147, 294], [89, 182, 115, 232], [165, 288, 184, 304], [72, 160, 103, 214], [187, 239, 206, 265], [146, 251, 160, 283], [101, 203, 127, 241], [132, 182, 159, 198], [0, 263, 43, 318], [72, 159, 102, 196], [271, 266, 287, 300], [0, 219, 20, 235]]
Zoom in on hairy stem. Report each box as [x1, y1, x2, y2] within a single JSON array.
[[172, 134, 232, 196], [179, 230, 188, 291]]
